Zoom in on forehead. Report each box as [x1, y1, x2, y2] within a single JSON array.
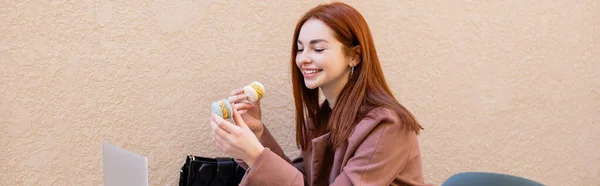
[[297, 18, 335, 43]]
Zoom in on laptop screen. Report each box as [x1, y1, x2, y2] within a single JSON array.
[[102, 142, 149, 186]]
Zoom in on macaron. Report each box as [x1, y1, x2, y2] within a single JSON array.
[[211, 99, 233, 119], [243, 81, 265, 103]]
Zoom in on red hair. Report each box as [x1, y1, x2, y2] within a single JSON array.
[[291, 2, 423, 150]]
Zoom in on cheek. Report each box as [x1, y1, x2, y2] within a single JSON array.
[[295, 55, 301, 66], [323, 55, 345, 69], [311, 54, 328, 65]]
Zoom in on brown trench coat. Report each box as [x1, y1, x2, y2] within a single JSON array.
[[237, 107, 431, 186]]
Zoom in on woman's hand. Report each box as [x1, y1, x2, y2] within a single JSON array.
[[210, 106, 265, 167], [228, 89, 264, 138]]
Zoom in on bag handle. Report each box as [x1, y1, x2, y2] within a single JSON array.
[[186, 155, 195, 186], [216, 157, 234, 179]]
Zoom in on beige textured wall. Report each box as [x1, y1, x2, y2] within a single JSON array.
[[1, 0, 598, 185]]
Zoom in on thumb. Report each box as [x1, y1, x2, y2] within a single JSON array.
[[231, 106, 249, 129]]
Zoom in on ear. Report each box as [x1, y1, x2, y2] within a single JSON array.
[[349, 45, 362, 67]]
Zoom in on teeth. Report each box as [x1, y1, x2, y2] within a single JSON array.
[[304, 70, 320, 74]]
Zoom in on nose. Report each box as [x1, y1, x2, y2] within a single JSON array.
[[297, 52, 312, 65]]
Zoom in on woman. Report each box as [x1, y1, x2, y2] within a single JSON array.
[[210, 2, 430, 186]]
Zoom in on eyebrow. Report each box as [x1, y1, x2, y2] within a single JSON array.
[[297, 39, 329, 45]]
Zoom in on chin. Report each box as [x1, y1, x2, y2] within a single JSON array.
[[304, 82, 320, 89]]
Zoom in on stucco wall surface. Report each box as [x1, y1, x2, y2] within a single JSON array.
[[1, 0, 598, 185]]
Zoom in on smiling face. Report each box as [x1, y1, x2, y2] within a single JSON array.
[[295, 18, 354, 94]]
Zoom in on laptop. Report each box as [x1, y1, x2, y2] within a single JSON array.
[[102, 142, 149, 186]]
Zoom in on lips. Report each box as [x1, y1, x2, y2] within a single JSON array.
[[302, 69, 323, 78], [303, 69, 322, 74]]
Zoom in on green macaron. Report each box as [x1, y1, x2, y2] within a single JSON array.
[[211, 99, 232, 119]]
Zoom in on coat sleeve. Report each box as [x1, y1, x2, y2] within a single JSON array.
[[330, 120, 427, 186], [236, 125, 304, 170], [240, 120, 427, 186], [239, 148, 306, 186], [238, 125, 307, 186]]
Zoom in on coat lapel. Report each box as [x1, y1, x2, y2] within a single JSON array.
[[310, 132, 332, 185]]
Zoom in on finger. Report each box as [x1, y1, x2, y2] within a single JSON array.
[[214, 124, 231, 141], [216, 118, 241, 135], [210, 113, 224, 132], [213, 135, 226, 152], [231, 106, 248, 129], [230, 88, 244, 96], [228, 94, 249, 103], [210, 119, 218, 132], [234, 103, 255, 111], [214, 134, 224, 145], [238, 110, 247, 115], [212, 111, 227, 125], [211, 112, 220, 122], [212, 135, 218, 146], [215, 134, 234, 155], [210, 113, 220, 130]]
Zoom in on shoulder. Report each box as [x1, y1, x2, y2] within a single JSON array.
[[362, 107, 400, 124], [359, 106, 405, 130], [348, 107, 411, 144]]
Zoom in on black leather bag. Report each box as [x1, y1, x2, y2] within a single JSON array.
[[179, 155, 246, 186]]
